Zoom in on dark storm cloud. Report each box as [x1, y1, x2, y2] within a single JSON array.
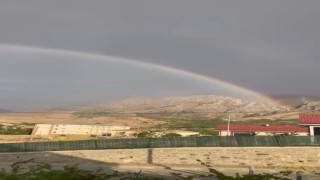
[[0, 0, 320, 109]]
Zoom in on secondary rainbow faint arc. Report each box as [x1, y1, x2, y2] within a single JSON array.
[[0, 44, 285, 107]]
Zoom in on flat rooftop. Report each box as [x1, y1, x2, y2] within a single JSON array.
[[38, 122, 129, 127]]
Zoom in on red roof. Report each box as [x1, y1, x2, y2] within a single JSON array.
[[215, 124, 308, 132], [299, 114, 320, 125]]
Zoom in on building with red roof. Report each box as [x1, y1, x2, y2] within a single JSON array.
[[299, 114, 320, 136], [215, 124, 309, 136]]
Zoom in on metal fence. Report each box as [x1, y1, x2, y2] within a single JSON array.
[[0, 136, 319, 153]]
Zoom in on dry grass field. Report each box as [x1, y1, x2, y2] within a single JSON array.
[[0, 110, 163, 129]]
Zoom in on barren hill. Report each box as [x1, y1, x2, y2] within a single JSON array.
[[297, 101, 320, 111], [1, 94, 317, 129], [74, 95, 286, 119]]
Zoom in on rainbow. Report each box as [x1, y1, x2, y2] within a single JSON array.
[[0, 44, 286, 108]]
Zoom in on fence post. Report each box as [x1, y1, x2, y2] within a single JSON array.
[[275, 136, 282, 146], [248, 166, 255, 175], [93, 139, 97, 150]]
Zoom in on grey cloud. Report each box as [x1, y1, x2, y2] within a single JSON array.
[[0, 0, 320, 109]]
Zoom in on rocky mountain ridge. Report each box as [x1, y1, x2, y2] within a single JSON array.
[[76, 95, 287, 119], [297, 101, 320, 111]]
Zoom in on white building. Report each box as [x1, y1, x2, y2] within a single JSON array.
[[299, 114, 320, 136], [215, 124, 309, 136], [31, 123, 132, 137]]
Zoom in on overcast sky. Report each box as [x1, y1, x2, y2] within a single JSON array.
[[0, 0, 319, 109]]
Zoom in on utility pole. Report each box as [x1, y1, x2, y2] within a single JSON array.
[[227, 114, 231, 136]]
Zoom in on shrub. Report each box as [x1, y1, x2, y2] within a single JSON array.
[[162, 133, 182, 137]]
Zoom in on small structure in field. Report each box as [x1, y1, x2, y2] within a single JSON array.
[[299, 114, 320, 136], [215, 124, 308, 136], [0, 123, 14, 127], [31, 123, 132, 137], [164, 130, 199, 137]]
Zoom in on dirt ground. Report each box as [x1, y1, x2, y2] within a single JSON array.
[[0, 135, 31, 143]]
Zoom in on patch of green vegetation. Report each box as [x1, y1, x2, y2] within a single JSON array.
[[279, 170, 293, 176], [239, 119, 298, 125], [0, 159, 315, 180], [0, 127, 33, 135], [0, 161, 165, 180], [149, 117, 225, 129], [148, 116, 298, 130], [162, 133, 182, 137], [133, 131, 157, 138], [194, 160, 293, 180], [171, 167, 293, 180], [197, 129, 219, 136], [19, 122, 36, 126], [73, 111, 113, 118]]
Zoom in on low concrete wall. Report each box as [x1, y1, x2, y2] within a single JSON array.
[[0, 147, 319, 170]]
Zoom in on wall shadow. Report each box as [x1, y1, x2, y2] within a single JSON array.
[[0, 147, 210, 179]]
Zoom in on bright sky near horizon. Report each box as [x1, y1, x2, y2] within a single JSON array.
[[0, 1, 319, 109]]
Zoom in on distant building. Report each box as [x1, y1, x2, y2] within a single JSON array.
[[215, 124, 309, 136], [31, 123, 132, 137], [299, 114, 320, 136]]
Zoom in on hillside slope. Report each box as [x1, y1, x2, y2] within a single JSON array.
[[74, 95, 286, 119]]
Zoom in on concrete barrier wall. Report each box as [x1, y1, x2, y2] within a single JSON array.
[[0, 147, 319, 170], [1, 136, 320, 152]]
